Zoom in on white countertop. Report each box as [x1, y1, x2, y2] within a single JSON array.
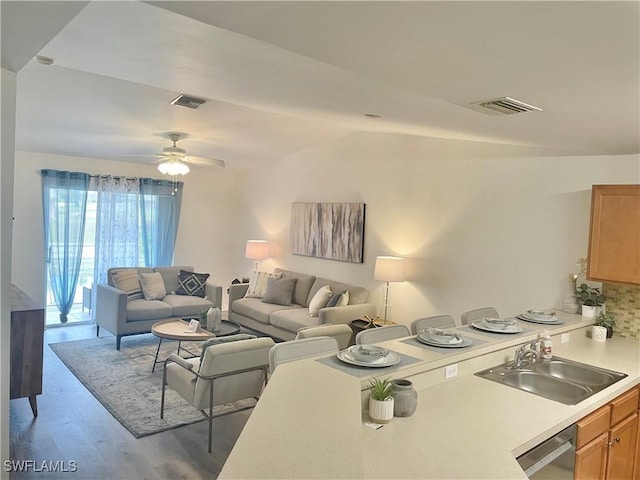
[[219, 312, 640, 479]]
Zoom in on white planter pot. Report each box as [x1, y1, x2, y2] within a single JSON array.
[[581, 305, 597, 319], [369, 396, 394, 424]]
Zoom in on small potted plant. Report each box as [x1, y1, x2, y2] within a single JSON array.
[[575, 284, 607, 318], [367, 377, 394, 424], [595, 312, 616, 338]]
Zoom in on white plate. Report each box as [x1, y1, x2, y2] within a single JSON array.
[[517, 314, 563, 325], [337, 350, 401, 368], [471, 320, 523, 334], [417, 333, 473, 348]]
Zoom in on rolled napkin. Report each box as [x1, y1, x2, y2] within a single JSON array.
[[483, 317, 517, 326], [348, 345, 389, 362], [425, 328, 463, 344], [527, 310, 556, 318]]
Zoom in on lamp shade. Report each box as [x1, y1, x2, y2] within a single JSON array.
[[245, 240, 269, 260], [374, 256, 406, 282], [157, 158, 190, 176]]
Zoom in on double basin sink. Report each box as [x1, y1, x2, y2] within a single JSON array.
[[475, 356, 627, 405]]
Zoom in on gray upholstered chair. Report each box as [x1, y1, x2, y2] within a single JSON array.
[[411, 315, 456, 335], [161, 335, 275, 452], [461, 307, 499, 325], [269, 337, 339, 373], [355, 324, 410, 345], [295, 324, 353, 349]]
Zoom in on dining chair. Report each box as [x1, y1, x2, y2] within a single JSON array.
[[461, 307, 500, 325], [410, 315, 456, 335], [295, 324, 353, 349], [355, 324, 410, 345], [269, 337, 339, 373], [161, 336, 275, 453]]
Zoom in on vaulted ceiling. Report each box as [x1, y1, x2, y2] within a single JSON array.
[[3, 1, 639, 171]]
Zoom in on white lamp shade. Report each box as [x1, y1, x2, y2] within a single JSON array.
[[157, 158, 190, 176], [374, 256, 406, 282], [245, 240, 269, 260]]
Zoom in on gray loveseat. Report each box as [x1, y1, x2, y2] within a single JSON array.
[[228, 268, 376, 341], [96, 265, 222, 349]]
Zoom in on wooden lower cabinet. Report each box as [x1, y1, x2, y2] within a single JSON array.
[[575, 388, 640, 480], [606, 413, 638, 480], [575, 432, 609, 480]]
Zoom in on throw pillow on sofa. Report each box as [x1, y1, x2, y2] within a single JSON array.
[[262, 277, 297, 306], [245, 270, 282, 299], [176, 269, 210, 297], [139, 272, 167, 300], [326, 290, 349, 308], [110, 269, 143, 301], [309, 285, 332, 316]]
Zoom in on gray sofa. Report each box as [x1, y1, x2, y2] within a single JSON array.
[[228, 268, 376, 341], [96, 265, 222, 349]]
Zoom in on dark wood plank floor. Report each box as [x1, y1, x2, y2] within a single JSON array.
[[9, 325, 251, 480]]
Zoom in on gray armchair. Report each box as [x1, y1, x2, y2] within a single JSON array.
[[161, 336, 275, 452]]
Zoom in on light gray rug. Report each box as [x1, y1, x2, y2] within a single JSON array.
[[49, 334, 257, 438]]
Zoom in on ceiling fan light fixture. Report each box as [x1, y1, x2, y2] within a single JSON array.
[[158, 158, 190, 176]]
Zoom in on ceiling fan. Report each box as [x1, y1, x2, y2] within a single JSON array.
[[143, 133, 225, 175]]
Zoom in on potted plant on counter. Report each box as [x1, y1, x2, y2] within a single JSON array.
[[595, 312, 616, 338], [575, 284, 607, 318], [368, 377, 394, 424]]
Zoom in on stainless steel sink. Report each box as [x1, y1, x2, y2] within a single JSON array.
[[475, 356, 627, 405]]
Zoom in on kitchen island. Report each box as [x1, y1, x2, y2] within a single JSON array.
[[219, 312, 640, 479]]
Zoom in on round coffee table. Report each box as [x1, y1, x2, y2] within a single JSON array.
[[150, 318, 241, 372]]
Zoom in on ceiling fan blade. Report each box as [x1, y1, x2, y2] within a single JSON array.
[[185, 155, 226, 168], [118, 154, 164, 162]]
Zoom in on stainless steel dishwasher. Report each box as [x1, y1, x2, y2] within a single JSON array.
[[516, 424, 576, 479]]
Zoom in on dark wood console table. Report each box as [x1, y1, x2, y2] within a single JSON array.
[[10, 284, 44, 417]]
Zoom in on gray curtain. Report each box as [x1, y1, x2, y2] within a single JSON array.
[[139, 178, 183, 266], [41, 170, 90, 322]]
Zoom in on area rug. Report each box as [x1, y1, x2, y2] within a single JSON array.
[[49, 334, 257, 438]]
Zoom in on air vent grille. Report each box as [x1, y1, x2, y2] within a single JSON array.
[[170, 94, 207, 109], [472, 97, 542, 115]]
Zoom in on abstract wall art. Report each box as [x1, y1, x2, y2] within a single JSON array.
[[290, 202, 366, 263]]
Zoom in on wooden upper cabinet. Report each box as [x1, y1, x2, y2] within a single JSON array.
[[587, 185, 640, 285]]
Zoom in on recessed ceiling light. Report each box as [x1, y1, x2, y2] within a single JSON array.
[[364, 113, 381, 119], [36, 56, 54, 66]]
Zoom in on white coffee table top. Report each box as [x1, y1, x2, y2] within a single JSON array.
[[151, 318, 214, 342]]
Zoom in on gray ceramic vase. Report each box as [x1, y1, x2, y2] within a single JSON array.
[[392, 379, 417, 417]]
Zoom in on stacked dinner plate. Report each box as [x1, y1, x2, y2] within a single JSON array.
[[416, 329, 473, 348], [471, 317, 523, 334], [517, 310, 563, 325], [337, 345, 401, 368]]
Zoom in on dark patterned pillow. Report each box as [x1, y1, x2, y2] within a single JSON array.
[[176, 269, 210, 297]]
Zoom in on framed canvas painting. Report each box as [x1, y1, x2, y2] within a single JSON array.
[[290, 202, 365, 263]]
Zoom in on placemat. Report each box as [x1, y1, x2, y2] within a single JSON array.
[[400, 335, 487, 354], [316, 350, 422, 378]]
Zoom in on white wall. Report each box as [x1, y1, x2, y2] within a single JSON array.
[[11, 152, 238, 307], [236, 131, 640, 326], [1, 67, 17, 480]]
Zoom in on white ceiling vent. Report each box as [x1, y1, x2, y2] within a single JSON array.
[[170, 94, 207, 109], [470, 97, 542, 116]]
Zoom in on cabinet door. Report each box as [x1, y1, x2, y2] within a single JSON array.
[[587, 185, 640, 285], [607, 413, 638, 480], [575, 432, 609, 480], [635, 407, 640, 480]]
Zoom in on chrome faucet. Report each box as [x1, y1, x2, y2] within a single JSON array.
[[506, 340, 542, 369]]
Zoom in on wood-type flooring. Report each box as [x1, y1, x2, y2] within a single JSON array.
[[9, 325, 251, 479]]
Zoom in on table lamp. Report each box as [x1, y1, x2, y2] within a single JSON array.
[[374, 256, 406, 322], [245, 240, 270, 270]]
